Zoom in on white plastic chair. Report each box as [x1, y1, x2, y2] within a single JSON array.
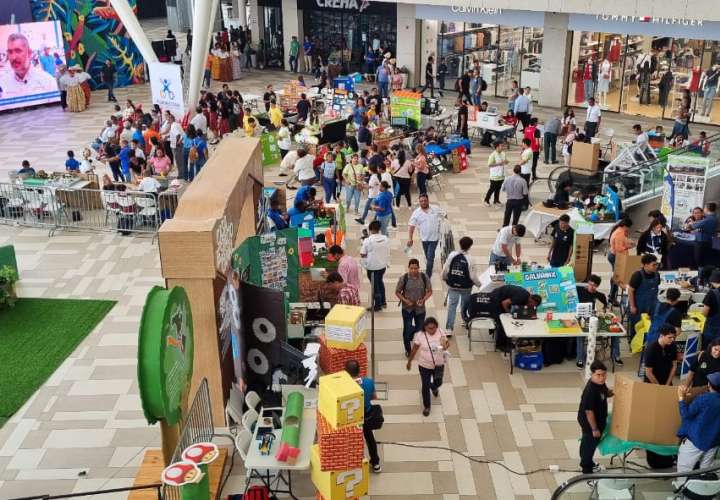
[[234, 429, 252, 461], [241, 408, 259, 433], [245, 390, 261, 411], [225, 386, 245, 429], [673, 478, 720, 499]]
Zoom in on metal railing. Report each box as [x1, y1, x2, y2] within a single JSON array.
[[8, 484, 162, 500], [0, 182, 185, 236], [552, 461, 720, 499]]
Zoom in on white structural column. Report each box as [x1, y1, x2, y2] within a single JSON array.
[[538, 12, 571, 109], [109, 0, 159, 65], [421, 20, 439, 87], [282, 0, 300, 72], [187, 0, 216, 112], [396, 3, 418, 87], [233, 0, 247, 27], [248, 0, 261, 44]]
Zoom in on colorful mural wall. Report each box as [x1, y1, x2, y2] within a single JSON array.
[[30, 0, 145, 90]]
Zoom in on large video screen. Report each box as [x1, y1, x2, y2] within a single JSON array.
[[0, 21, 66, 112]]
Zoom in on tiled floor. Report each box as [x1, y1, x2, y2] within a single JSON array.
[[1, 18, 717, 500]]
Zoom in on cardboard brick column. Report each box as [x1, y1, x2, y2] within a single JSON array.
[[311, 371, 369, 500]]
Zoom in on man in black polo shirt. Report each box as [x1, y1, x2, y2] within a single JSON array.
[[575, 275, 609, 368], [578, 360, 613, 474], [263, 84, 276, 112], [296, 93, 310, 123], [644, 325, 678, 385], [548, 214, 575, 267], [487, 284, 542, 351]]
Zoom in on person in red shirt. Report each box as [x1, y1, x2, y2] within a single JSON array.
[[523, 117, 542, 181]]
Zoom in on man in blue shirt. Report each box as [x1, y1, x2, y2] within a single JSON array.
[[118, 140, 133, 181], [345, 360, 382, 473], [268, 199, 288, 230], [376, 61, 390, 99], [371, 181, 393, 236], [688, 203, 718, 274], [513, 88, 531, 130], [65, 150, 80, 172], [17, 160, 35, 177], [676, 371, 720, 481]]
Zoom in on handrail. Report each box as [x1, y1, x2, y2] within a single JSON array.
[[551, 461, 720, 500], [8, 483, 163, 500]]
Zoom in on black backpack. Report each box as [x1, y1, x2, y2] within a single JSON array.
[[445, 253, 473, 289], [480, 78, 488, 92]]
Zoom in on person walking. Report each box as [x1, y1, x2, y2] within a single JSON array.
[[376, 61, 390, 99], [391, 149, 413, 208], [523, 117, 541, 181], [345, 360, 383, 473], [420, 55, 442, 98], [101, 59, 117, 102], [288, 35, 300, 72], [437, 57, 448, 91], [442, 236, 481, 336], [302, 36, 313, 73], [484, 141, 508, 207], [513, 87, 531, 130], [501, 165, 528, 227], [406, 317, 449, 416], [396, 259, 433, 357], [407, 193, 445, 277], [544, 115, 561, 164], [371, 181, 394, 236], [361, 220, 390, 311], [413, 145, 430, 196], [578, 360, 613, 474], [342, 153, 363, 214]]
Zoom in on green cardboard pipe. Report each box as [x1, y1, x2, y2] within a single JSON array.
[[280, 392, 304, 448]]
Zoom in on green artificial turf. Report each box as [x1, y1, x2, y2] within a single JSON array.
[[0, 298, 116, 423]]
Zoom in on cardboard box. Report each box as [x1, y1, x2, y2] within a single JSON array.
[[610, 375, 681, 445], [317, 412, 365, 471], [569, 142, 600, 173], [319, 335, 368, 377], [324, 305, 368, 350], [311, 444, 368, 500], [318, 371, 364, 429], [573, 233, 594, 283], [612, 254, 643, 288]]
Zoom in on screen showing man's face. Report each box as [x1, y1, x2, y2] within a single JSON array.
[[7, 37, 31, 79]]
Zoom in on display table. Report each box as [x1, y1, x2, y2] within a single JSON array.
[[244, 407, 317, 500], [598, 416, 678, 467], [500, 312, 625, 374], [668, 236, 720, 269], [425, 138, 472, 157], [522, 207, 616, 240]]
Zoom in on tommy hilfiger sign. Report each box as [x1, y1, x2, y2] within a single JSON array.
[[595, 15, 704, 27]]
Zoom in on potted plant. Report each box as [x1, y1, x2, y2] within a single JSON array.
[[0, 265, 18, 308]]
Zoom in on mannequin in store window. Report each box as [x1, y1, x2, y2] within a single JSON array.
[[637, 52, 653, 105], [608, 38, 621, 63], [658, 69, 674, 108], [597, 58, 612, 108], [572, 64, 585, 104], [583, 56, 597, 103], [699, 65, 720, 116]]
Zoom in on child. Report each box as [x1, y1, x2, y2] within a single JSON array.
[[65, 150, 80, 172], [578, 360, 613, 474], [322, 152, 337, 204], [690, 131, 711, 156], [244, 117, 257, 137]]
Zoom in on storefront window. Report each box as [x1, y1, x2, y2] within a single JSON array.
[[695, 41, 720, 124], [497, 27, 522, 100], [521, 27, 543, 101], [567, 32, 624, 113], [261, 6, 284, 69], [438, 21, 466, 82]]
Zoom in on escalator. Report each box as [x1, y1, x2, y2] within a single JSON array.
[[552, 461, 720, 499]]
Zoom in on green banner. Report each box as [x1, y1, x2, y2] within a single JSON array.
[[503, 265, 579, 313], [138, 286, 194, 425], [261, 132, 282, 166], [390, 95, 422, 128]]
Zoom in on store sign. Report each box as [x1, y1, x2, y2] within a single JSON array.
[[138, 286, 194, 426], [314, 0, 370, 12], [450, 5, 502, 15], [594, 14, 703, 27]]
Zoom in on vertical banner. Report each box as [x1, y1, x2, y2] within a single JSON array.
[[150, 62, 185, 116], [261, 132, 282, 166], [662, 154, 711, 230]]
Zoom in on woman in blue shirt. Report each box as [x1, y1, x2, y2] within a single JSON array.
[[321, 152, 338, 204], [371, 181, 393, 236], [181, 125, 197, 181]]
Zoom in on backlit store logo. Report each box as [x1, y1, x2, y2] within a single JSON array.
[[315, 0, 370, 11], [450, 5, 503, 14], [595, 15, 703, 27]]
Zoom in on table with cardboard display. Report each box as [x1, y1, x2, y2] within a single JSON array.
[[467, 110, 515, 143], [523, 207, 616, 241]]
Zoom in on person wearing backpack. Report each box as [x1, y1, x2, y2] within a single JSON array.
[[442, 236, 481, 335], [396, 259, 433, 357]]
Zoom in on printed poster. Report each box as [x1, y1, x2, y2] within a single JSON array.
[[661, 154, 710, 230], [261, 132, 282, 166], [149, 62, 184, 116], [503, 265, 579, 313]]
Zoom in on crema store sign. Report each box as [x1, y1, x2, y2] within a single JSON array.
[[569, 13, 720, 40], [308, 0, 370, 11]]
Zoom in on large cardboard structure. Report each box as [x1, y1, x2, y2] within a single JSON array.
[[611, 375, 681, 446], [158, 137, 264, 426], [612, 254, 643, 288]]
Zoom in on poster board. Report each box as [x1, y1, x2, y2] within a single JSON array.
[[661, 154, 710, 230], [261, 132, 282, 166], [390, 90, 422, 129], [503, 265, 579, 313], [149, 62, 185, 116]]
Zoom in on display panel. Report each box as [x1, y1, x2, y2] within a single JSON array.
[[0, 20, 64, 111]]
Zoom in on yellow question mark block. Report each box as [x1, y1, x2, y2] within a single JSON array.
[[311, 444, 369, 500], [318, 371, 364, 429]]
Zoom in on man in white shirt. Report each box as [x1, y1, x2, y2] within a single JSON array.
[[361, 220, 390, 311], [165, 113, 185, 176], [407, 193, 445, 277], [190, 105, 208, 134], [489, 224, 526, 267], [442, 236, 482, 334], [292, 149, 316, 188], [0, 33, 58, 99], [585, 97, 602, 140], [631, 123, 653, 160]]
